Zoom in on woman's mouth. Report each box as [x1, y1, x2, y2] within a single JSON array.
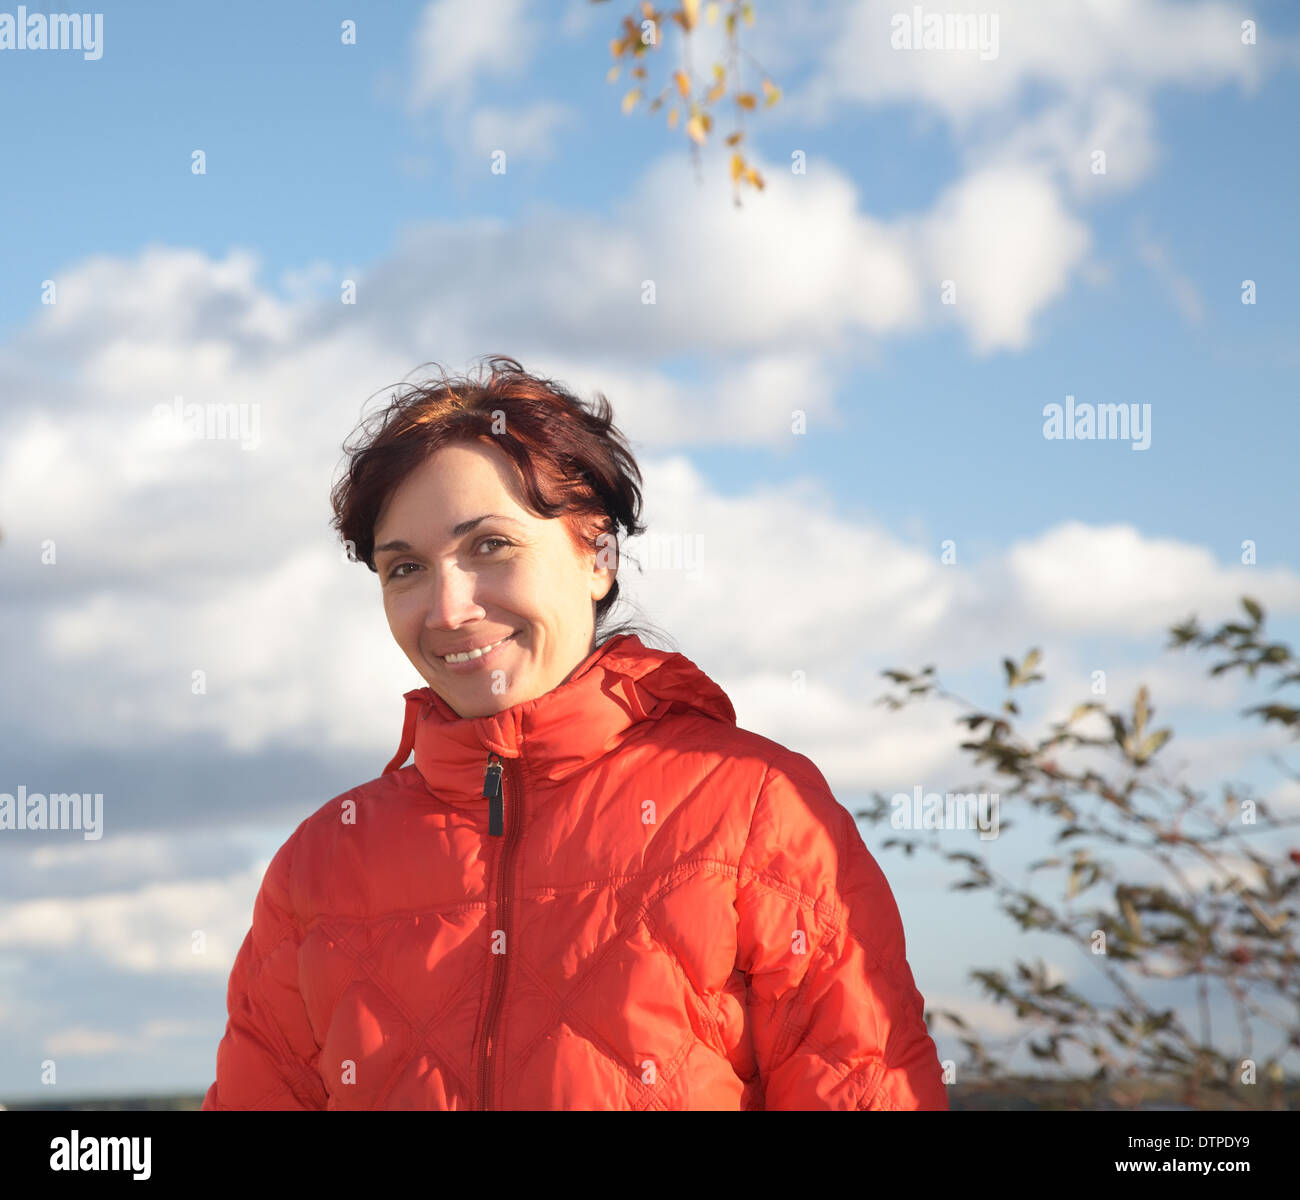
[[436, 632, 518, 672]]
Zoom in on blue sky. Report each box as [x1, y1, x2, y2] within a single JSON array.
[[2, 0, 1299, 1101]]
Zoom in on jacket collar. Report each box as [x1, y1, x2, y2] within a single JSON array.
[[383, 633, 736, 802]]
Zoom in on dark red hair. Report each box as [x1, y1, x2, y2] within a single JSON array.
[[330, 356, 661, 644]]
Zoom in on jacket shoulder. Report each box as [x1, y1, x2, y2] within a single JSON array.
[[259, 769, 416, 917], [736, 741, 903, 958]]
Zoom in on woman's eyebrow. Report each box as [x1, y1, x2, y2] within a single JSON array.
[[374, 514, 523, 556]]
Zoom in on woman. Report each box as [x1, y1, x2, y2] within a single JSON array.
[[202, 356, 948, 1111]]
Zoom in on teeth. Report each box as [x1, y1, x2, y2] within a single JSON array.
[[443, 635, 511, 664]]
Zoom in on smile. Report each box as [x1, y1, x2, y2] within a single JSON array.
[[438, 633, 517, 665]]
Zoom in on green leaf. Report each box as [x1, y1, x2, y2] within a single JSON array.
[[1242, 596, 1263, 624]]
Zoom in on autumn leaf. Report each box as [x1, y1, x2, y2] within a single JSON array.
[[622, 88, 642, 114], [735, 92, 757, 110], [674, 69, 690, 98]]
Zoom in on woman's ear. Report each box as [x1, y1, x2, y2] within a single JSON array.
[[591, 530, 618, 601]]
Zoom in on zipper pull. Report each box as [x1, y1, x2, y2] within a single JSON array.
[[483, 753, 504, 837]]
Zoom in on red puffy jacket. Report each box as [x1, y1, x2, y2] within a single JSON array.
[[203, 634, 948, 1110]]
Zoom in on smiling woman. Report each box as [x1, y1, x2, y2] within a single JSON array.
[[200, 355, 948, 1112], [330, 355, 658, 704]]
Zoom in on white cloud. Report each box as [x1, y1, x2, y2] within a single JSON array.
[[44, 1018, 215, 1059], [408, 0, 540, 114], [371, 146, 1080, 359], [783, 0, 1292, 219], [467, 102, 578, 162], [1005, 522, 1300, 636], [915, 164, 1091, 352], [814, 0, 1265, 124], [0, 862, 267, 976], [45, 1028, 131, 1057], [967, 87, 1161, 199]]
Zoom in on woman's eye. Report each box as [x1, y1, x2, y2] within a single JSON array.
[[387, 538, 509, 580]]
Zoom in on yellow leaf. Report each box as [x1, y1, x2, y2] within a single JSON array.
[[742, 2, 754, 26], [667, 105, 679, 129], [674, 69, 690, 98], [686, 113, 707, 143], [730, 152, 744, 182], [712, 62, 725, 83], [735, 92, 757, 110], [764, 86, 781, 107], [682, 0, 699, 31], [622, 88, 642, 114], [640, 0, 654, 17], [632, 65, 647, 79], [607, 66, 620, 84], [745, 166, 764, 189], [706, 82, 725, 104], [725, 130, 743, 145], [705, 1, 719, 25], [610, 38, 624, 58]]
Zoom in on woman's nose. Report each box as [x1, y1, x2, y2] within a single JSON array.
[[421, 566, 486, 629]]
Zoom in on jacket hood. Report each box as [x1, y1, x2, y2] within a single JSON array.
[[383, 633, 737, 802]]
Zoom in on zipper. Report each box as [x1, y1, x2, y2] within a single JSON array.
[[477, 751, 520, 1109]]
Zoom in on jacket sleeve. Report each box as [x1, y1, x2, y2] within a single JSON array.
[[202, 834, 328, 1110], [735, 753, 948, 1110]]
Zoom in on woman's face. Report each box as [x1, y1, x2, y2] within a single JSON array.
[[372, 440, 615, 718]]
